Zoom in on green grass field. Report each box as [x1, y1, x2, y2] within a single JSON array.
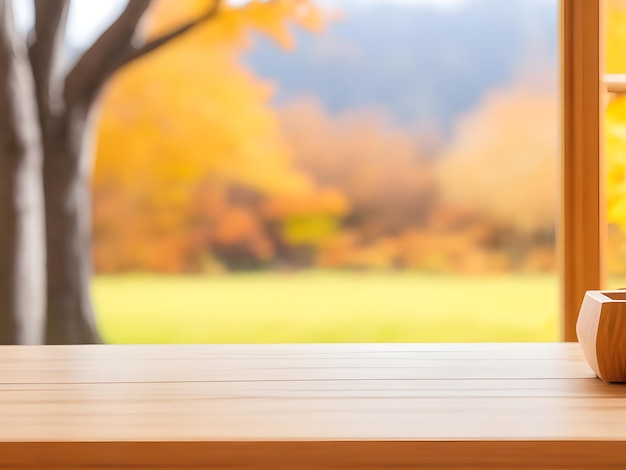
[[92, 271, 560, 343]]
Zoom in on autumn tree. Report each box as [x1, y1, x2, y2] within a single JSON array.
[[0, 0, 319, 344], [93, 0, 329, 274], [435, 81, 558, 267], [279, 97, 436, 240]]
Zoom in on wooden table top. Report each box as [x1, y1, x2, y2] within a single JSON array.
[[2, 343, 626, 469]]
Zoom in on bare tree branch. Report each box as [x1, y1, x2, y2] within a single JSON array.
[[64, 0, 154, 105], [114, 0, 221, 70], [28, 0, 71, 125], [64, 0, 221, 106]]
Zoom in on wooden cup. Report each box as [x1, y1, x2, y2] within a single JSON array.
[[577, 290, 626, 383]]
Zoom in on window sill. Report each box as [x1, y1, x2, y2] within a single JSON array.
[[1, 343, 625, 469]]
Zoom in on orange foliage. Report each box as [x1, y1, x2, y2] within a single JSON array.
[[276, 89, 557, 273], [263, 188, 349, 219], [93, 0, 323, 273], [436, 83, 558, 236], [279, 97, 436, 238], [92, 0, 562, 275]]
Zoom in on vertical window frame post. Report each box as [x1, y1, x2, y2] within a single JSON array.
[[560, 0, 606, 341]]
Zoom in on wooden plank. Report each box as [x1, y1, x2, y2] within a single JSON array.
[[560, 0, 606, 341], [0, 377, 616, 397], [1, 343, 625, 469], [0, 343, 593, 383], [3, 441, 626, 470], [4, 388, 626, 440]]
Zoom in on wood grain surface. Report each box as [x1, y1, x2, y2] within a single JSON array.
[[2, 343, 626, 469], [560, 0, 605, 342], [577, 290, 626, 382]]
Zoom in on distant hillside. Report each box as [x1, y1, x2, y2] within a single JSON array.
[[244, 0, 557, 128]]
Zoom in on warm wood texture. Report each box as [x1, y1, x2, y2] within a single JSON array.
[[2, 344, 626, 469], [577, 290, 626, 382], [605, 73, 626, 94], [561, 0, 606, 342]]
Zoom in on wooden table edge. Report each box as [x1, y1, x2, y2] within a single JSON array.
[[3, 440, 626, 469]]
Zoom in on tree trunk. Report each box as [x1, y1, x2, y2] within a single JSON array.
[[43, 104, 101, 344], [0, 0, 46, 344]]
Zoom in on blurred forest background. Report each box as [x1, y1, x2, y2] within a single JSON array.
[[77, 0, 626, 342], [94, 0, 558, 276]]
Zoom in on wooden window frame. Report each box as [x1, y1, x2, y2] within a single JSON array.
[[606, 73, 626, 93], [561, 0, 606, 341]]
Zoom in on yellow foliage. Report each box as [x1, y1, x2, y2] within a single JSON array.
[[280, 215, 339, 247], [263, 184, 349, 250], [93, 0, 321, 272], [606, 97, 626, 227], [243, 0, 324, 48], [147, 0, 323, 50], [599, 0, 626, 275], [607, 0, 626, 233], [607, 0, 626, 74]]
